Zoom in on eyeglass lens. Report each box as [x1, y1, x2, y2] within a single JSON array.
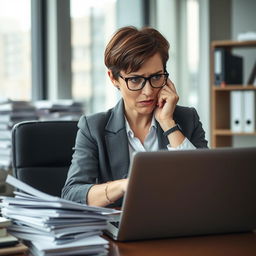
[[127, 74, 167, 90]]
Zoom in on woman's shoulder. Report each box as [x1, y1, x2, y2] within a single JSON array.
[[78, 108, 113, 129], [78, 100, 124, 131], [174, 104, 197, 116]]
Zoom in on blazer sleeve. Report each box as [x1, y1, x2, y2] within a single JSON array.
[[190, 108, 208, 148], [61, 115, 99, 204]]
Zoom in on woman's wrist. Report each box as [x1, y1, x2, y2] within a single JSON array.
[[105, 182, 115, 204], [104, 179, 126, 204], [114, 179, 126, 194], [121, 179, 128, 194], [160, 119, 176, 132]]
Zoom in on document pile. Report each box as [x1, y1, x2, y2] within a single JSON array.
[[0, 175, 119, 256], [0, 216, 28, 255], [35, 100, 84, 121], [0, 100, 37, 169]]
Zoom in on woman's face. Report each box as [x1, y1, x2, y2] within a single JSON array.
[[112, 53, 165, 118]]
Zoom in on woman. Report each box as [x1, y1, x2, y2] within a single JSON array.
[[61, 26, 208, 207]]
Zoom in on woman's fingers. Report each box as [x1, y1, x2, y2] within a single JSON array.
[[165, 78, 177, 94]]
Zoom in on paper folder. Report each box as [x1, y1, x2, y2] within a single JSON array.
[[231, 91, 243, 132], [243, 91, 256, 133]]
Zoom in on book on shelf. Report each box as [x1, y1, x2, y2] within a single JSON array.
[[237, 32, 256, 41], [230, 90, 256, 133], [243, 91, 256, 132], [214, 48, 243, 86], [247, 61, 256, 86], [231, 91, 244, 132]]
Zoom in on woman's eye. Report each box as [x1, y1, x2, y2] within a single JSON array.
[[129, 77, 142, 84], [151, 74, 161, 80]]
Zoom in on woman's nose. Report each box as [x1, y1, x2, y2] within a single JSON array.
[[141, 80, 153, 95]]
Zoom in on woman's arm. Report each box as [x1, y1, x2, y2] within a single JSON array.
[[190, 108, 208, 148], [62, 114, 130, 206], [61, 116, 100, 203], [155, 79, 186, 148], [87, 178, 128, 207]]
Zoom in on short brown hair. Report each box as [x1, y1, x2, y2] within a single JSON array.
[[104, 26, 170, 79]]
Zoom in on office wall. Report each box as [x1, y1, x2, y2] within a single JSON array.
[[209, 0, 231, 41], [232, 0, 256, 84], [232, 0, 256, 39], [232, 0, 256, 147], [209, 0, 256, 148], [116, 0, 144, 28]]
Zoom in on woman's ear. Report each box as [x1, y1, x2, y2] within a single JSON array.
[[108, 70, 120, 89]]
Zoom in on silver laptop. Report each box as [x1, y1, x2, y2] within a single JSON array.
[[105, 147, 256, 241]]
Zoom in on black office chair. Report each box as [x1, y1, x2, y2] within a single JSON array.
[[12, 120, 78, 196]]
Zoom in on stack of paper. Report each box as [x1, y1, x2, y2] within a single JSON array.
[[0, 175, 119, 256], [35, 100, 85, 121], [0, 99, 84, 170], [0, 100, 37, 169], [0, 216, 28, 255]]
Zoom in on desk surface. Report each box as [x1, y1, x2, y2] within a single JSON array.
[[12, 232, 256, 256], [107, 232, 256, 256]]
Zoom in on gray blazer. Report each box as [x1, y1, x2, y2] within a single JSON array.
[[61, 100, 208, 205]]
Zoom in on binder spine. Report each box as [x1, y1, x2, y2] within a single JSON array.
[[214, 48, 243, 86], [214, 48, 223, 86], [243, 91, 256, 133], [230, 91, 243, 132]]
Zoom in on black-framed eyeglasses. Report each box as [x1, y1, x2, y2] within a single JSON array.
[[119, 72, 169, 91]]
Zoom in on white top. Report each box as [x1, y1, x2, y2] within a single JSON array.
[[125, 117, 196, 160]]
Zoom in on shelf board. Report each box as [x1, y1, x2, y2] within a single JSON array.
[[212, 40, 256, 48], [212, 85, 256, 91], [214, 129, 256, 136]]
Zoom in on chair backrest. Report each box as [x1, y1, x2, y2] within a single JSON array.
[[12, 120, 78, 196]]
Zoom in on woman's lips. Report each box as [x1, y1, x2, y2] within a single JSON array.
[[138, 99, 155, 106]]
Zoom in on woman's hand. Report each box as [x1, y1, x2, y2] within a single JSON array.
[[87, 178, 129, 207], [154, 79, 179, 130], [120, 178, 129, 193]]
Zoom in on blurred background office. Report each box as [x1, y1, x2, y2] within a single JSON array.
[[0, 0, 255, 151]]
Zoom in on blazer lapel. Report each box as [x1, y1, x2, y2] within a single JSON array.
[[105, 100, 130, 180]]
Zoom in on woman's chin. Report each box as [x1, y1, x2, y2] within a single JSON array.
[[137, 106, 155, 115]]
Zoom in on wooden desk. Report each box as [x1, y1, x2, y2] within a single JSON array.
[[107, 232, 256, 256], [11, 232, 256, 256]]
